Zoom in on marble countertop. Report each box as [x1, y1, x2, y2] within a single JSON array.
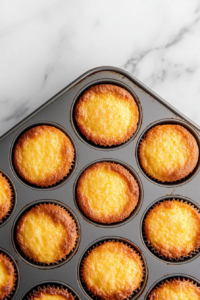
[[1, 0, 200, 137]]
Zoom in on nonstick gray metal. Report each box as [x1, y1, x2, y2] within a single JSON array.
[[0, 66, 199, 300]]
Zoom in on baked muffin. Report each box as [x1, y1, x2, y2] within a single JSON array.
[[0, 173, 12, 221], [75, 84, 139, 146], [16, 204, 77, 264], [29, 286, 76, 300], [77, 162, 139, 224], [0, 253, 16, 300], [144, 200, 200, 259], [14, 125, 74, 187], [139, 124, 199, 182], [148, 278, 200, 300], [81, 241, 144, 300]]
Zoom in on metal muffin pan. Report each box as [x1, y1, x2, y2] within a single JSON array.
[[0, 66, 200, 300]]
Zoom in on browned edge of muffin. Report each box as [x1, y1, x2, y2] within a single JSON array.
[[28, 286, 76, 300]]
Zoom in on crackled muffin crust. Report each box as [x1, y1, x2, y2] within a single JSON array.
[[139, 124, 199, 182], [29, 286, 76, 300], [77, 162, 139, 224], [14, 125, 74, 187], [0, 173, 12, 221], [0, 253, 16, 300], [81, 241, 144, 300], [16, 204, 77, 264], [75, 84, 139, 146], [148, 279, 200, 300], [144, 200, 200, 259]]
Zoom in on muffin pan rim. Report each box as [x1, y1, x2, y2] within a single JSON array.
[[1, 66, 199, 142]]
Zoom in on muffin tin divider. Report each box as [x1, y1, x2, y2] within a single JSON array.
[[0, 67, 199, 300]]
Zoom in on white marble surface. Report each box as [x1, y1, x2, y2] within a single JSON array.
[[1, 0, 200, 136]]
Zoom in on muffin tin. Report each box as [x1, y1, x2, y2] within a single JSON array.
[[0, 66, 200, 300]]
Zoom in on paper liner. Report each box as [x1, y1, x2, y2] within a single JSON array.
[[0, 173, 15, 225], [0, 252, 18, 300], [15, 202, 79, 267], [80, 239, 146, 300], [147, 277, 200, 300], [26, 285, 78, 300], [142, 199, 200, 262], [137, 132, 199, 185]]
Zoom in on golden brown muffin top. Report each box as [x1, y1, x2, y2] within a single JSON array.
[[29, 286, 76, 300], [77, 162, 139, 224], [81, 241, 144, 300], [75, 84, 139, 146], [148, 279, 200, 300], [144, 200, 200, 259], [0, 253, 16, 300], [139, 124, 199, 182], [16, 204, 77, 264], [14, 125, 74, 187], [0, 173, 12, 221]]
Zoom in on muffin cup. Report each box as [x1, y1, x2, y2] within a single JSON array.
[[20, 281, 81, 300], [0, 170, 17, 228], [78, 237, 148, 300], [10, 121, 77, 190], [11, 200, 81, 269], [70, 79, 142, 150], [145, 274, 200, 300], [141, 196, 200, 264], [0, 248, 20, 300], [73, 159, 143, 228], [136, 119, 200, 187]]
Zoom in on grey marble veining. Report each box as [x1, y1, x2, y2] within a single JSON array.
[[1, 0, 200, 136]]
